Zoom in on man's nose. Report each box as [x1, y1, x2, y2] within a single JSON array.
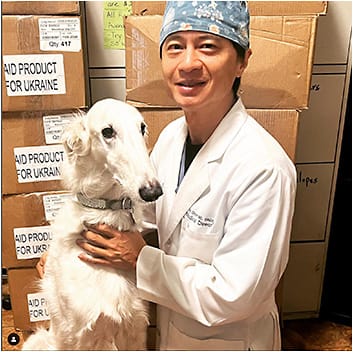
[[179, 47, 202, 72]]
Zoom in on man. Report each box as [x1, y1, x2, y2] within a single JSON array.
[[47, 2, 297, 349]]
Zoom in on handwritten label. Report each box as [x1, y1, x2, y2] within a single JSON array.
[[297, 170, 319, 188], [103, 1, 132, 49]]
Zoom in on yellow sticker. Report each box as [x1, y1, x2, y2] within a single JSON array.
[[103, 1, 132, 49]]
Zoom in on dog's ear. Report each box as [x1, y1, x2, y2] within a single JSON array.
[[61, 114, 91, 159]]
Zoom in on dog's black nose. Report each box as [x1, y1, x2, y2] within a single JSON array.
[[139, 180, 163, 202]]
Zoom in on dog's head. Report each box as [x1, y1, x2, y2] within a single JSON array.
[[61, 99, 162, 203]]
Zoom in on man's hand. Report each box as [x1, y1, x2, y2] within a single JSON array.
[[76, 223, 146, 270], [36, 251, 48, 279]]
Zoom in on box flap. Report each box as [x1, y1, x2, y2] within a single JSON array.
[[132, 1, 327, 16]]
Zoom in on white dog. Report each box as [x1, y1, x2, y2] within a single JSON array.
[[22, 99, 163, 350]]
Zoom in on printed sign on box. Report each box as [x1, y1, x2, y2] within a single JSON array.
[[3, 54, 66, 96], [13, 225, 53, 260], [27, 292, 51, 322], [14, 144, 65, 183]]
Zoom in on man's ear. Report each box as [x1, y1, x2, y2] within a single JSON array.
[[61, 114, 91, 160], [237, 48, 252, 77]]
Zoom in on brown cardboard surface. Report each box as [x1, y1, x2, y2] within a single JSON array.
[[248, 1, 327, 16], [241, 15, 317, 109], [7, 268, 50, 331], [1, 1, 80, 15], [2, 111, 72, 195], [140, 108, 184, 150], [2, 15, 86, 112], [132, 1, 327, 16], [2, 191, 69, 269], [139, 107, 298, 162], [250, 109, 298, 162], [125, 15, 318, 109]]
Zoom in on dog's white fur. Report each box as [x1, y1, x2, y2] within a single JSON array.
[[22, 99, 162, 350]]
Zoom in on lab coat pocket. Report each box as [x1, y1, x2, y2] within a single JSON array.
[[167, 321, 246, 350], [177, 228, 219, 264]]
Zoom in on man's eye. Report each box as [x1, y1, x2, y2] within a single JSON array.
[[141, 122, 147, 136], [167, 43, 183, 51], [102, 126, 116, 139], [200, 43, 216, 49]]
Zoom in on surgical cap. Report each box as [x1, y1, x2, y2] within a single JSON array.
[[160, 1, 250, 50]]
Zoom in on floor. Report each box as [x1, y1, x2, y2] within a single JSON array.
[[281, 318, 352, 351], [2, 303, 352, 350]]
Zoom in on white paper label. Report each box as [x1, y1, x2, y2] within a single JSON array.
[[43, 113, 75, 144], [14, 145, 65, 183], [39, 17, 81, 52], [43, 193, 72, 221], [13, 225, 53, 260], [27, 292, 50, 322], [3, 54, 66, 96]]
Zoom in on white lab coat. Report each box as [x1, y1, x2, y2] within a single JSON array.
[[137, 99, 297, 350]]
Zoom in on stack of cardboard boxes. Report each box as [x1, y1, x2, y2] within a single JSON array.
[[2, 1, 87, 331], [125, 1, 327, 347], [1, 0, 328, 345], [126, 1, 327, 155]]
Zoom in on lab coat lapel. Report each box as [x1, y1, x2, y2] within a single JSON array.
[[160, 99, 249, 247], [163, 154, 210, 244], [157, 120, 188, 246]]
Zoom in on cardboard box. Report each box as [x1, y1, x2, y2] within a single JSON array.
[[291, 163, 334, 241], [1, 1, 80, 15], [140, 108, 184, 150], [125, 15, 318, 109], [132, 1, 327, 16], [7, 267, 50, 331], [2, 191, 71, 268], [6, 271, 156, 333], [140, 108, 298, 162], [250, 109, 298, 162], [2, 110, 76, 195], [2, 15, 86, 112]]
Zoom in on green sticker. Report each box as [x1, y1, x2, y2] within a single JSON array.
[[103, 1, 132, 50]]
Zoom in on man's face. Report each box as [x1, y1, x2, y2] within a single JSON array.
[[161, 31, 248, 114]]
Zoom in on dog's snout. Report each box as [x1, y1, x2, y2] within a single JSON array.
[[139, 180, 163, 202]]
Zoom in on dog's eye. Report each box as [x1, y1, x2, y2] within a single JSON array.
[[140, 122, 147, 136], [102, 126, 116, 139]]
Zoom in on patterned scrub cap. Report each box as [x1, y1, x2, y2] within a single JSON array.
[[160, 1, 250, 50]]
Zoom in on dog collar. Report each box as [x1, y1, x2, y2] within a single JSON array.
[[76, 193, 133, 211]]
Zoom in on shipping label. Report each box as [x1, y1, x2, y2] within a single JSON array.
[[27, 292, 51, 322], [14, 145, 65, 183], [3, 54, 66, 96], [43, 113, 76, 144], [14, 225, 53, 260], [43, 193, 72, 222], [39, 17, 81, 52]]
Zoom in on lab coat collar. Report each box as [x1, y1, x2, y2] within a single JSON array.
[[203, 98, 248, 163], [161, 98, 249, 245]]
